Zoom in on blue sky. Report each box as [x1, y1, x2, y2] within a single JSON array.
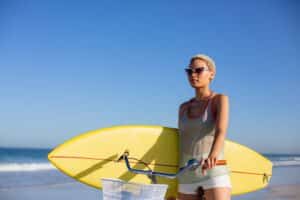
[[0, 0, 299, 154]]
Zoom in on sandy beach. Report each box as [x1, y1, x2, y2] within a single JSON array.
[[1, 166, 300, 200], [266, 185, 300, 200], [1, 182, 300, 200], [233, 184, 300, 200]]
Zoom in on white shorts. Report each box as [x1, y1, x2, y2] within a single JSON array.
[[178, 174, 232, 194]]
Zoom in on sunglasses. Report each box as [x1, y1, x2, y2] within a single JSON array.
[[184, 67, 209, 76]]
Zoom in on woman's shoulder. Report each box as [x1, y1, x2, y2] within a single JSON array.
[[179, 98, 194, 109], [178, 99, 193, 116], [211, 93, 229, 108], [212, 93, 229, 100]]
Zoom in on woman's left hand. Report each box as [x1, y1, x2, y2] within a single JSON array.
[[201, 155, 217, 175]]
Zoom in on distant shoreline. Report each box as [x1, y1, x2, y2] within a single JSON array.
[[1, 146, 300, 155]]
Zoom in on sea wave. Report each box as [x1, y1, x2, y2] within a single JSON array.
[[271, 156, 300, 167], [0, 163, 56, 172], [0, 182, 76, 191]]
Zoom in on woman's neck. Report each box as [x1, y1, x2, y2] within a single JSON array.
[[195, 87, 212, 100]]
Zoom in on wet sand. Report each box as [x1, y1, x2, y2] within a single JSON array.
[[1, 166, 300, 200]]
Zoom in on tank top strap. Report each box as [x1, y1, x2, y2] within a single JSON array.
[[203, 95, 216, 122]]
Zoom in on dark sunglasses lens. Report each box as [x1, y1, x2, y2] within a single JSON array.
[[195, 68, 204, 73], [185, 68, 205, 75], [185, 68, 192, 75]]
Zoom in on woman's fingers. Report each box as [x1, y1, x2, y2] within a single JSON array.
[[208, 156, 218, 168], [201, 165, 207, 175], [210, 157, 215, 168], [200, 157, 218, 175], [201, 159, 208, 176], [206, 158, 211, 168], [199, 158, 205, 166]]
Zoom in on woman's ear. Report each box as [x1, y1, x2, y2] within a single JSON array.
[[210, 71, 215, 81]]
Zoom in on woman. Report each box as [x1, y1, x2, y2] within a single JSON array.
[[177, 54, 231, 200]]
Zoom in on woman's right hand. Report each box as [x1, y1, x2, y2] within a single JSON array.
[[200, 158, 209, 175]]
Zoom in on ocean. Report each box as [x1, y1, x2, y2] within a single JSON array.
[[0, 147, 300, 199]]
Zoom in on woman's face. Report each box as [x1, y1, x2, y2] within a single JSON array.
[[187, 59, 214, 88]]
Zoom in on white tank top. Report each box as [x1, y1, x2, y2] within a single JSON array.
[[178, 95, 230, 183]]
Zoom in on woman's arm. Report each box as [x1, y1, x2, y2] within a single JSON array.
[[203, 94, 229, 171]]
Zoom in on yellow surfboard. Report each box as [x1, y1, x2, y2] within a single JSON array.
[[48, 125, 272, 199]]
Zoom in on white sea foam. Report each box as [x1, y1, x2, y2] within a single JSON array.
[[272, 157, 300, 167], [0, 163, 56, 172]]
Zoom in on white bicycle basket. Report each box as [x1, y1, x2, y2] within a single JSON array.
[[101, 178, 168, 200]]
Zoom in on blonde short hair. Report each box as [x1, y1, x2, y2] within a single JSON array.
[[189, 54, 216, 74]]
